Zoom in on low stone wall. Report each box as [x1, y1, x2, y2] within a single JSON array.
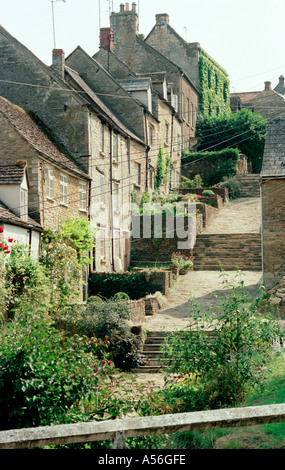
[[174, 186, 229, 202], [129, 299, 146, 324]]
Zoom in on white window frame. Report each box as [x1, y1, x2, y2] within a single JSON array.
[[186, 98, 190, 123], [114, 229, 120, 259], [79, 181, 87, 211], [113, 182, 119, 212], [100, 122, 105, 153], [45, 167, 54, 200], [134, 162, 141, 186], [20, 188, 28, 221], [100, 173, 105, 204], [165, 122, 169, 144], [60, 173, 68, 205], [100, 226, 106, 260], [113, 132, 118, 162]]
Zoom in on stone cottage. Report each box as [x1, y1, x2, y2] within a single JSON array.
[[107, 3, 199, 152], [0, 162, 43, 259], [144, 11, 230, 117], [231, 81, 285, 120], [260, 117, 285, 289], [0, 96, 90, 231]]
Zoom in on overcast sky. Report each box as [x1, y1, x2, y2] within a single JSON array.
[[2, 0, 285, 93]]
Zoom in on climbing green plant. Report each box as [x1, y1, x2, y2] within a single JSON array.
[[61, 217, 95, 267], [199, 51, 231, 116], [155, 146, 170, 189]]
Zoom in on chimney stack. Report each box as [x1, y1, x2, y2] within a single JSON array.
[[156, 13, 170, 25], [264, 81, 272, 91], [52, 49, 65, 79], [100, 28, 114, 52]]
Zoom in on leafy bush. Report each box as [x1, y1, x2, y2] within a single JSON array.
[[88, 272, 161, 300], [0, 309, 99, 430], [196, 109, 266, 172], [4, 244, 51, 319], [202, 190, 215, 197], [87, 295, 104, 304], [220, 176, 242, 199], [111, 292, 130, 301], [57, 300, 144, 371], [179, 174, 204, 189], [162, 272, 281, 408]]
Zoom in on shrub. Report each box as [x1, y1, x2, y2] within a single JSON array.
[[112, 292, 130, 301], [220, 176, 242, 199], [87, 295, 104, 304], [57, 300, 144, 371], [0, 309, 99, 430], [202, 189, 215, 197], [162, 272, 281, 408], [88, 272, 161, 300], [179, 174, 203, 188]]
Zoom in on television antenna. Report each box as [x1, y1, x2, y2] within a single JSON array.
[[51, 0, 66, 49]]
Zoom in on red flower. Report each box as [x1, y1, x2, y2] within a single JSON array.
[[0, 243, 2, 248], [5, 250, 10, 254], [101, 360, 106, 365], [0, 227, 3, 233], [8, 238, 13, 243], [108, 360, 112, 365], [3, 246, 8, 251]]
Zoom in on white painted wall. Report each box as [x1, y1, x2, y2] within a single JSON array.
[[2, 223, 40, 260]]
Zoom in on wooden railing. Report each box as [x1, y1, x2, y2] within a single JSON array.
[[0, 403, 284, 449]]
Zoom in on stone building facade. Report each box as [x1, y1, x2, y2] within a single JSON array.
[[144, 11, 230, 117], [0, 96, 90, 231], [231, 81, 285, 120], [107, 3, 199, 151], [260, 118, 285, 289]]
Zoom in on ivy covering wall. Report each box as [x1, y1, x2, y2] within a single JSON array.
[[199, 51, 231, 116]]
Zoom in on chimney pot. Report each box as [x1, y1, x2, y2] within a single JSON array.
[[132, 2, 136, 12], [126, 2, 129, 11], [279, 75, 285, 83], [264, 81, 272, 91], [120, 3, 125, 11]]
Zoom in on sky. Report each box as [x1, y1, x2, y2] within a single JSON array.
[[2, 0, 285, 93]]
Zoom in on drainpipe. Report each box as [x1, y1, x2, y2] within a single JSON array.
[[260, 179, 264, 286], [110, 127, 115, 271], [169, 109, 174, 189], [144, 108, 149, 191]]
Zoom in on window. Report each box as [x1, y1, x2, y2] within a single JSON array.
[[114, 229, 120, 259], [165, 122, 169, 144], [100, 122, 104, 153], [60, 173, 68, 205], [176, 134, 181, 152], [20, 188, 28, 221], [149, 124, 155, 146], [79, 181, 87, 211], [186, 98, 190, 123], [195, 107, 198, 126], [134, 162, 141, 186], [113, 182, 119, 212], [100, 227, 106, 259], [149, 166, 154, 190], [191, 103, 194, 127], [113, 132, 118, 161], [100, 173, 105, 204], [181, 92, 184, 120], [45, 167, 54, 199]]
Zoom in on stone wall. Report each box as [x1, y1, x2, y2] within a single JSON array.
[[262, 178, 285, 289]]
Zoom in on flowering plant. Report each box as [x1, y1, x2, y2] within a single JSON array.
[[171, 251, 194, 270]]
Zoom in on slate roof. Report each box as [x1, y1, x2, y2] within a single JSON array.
[[230, 91, 261, 105], [0, 200, 42, 231], [0, 96, 89, 180], [65, 64, 145, 145], [117, 77, 151, 92], [0, 162, 26, 185], [261, 118, 285, 178]]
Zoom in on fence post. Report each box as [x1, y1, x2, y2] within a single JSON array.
[[112, 431, 126, 449]]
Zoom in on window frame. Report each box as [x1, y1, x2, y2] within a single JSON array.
[[60, 173, 68, 206], [79, 180, 87, 212]]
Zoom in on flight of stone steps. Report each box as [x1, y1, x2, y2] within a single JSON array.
[[193, 233, 262, 271], [238, 174, 261, 198], [136, 330, 215, 373]]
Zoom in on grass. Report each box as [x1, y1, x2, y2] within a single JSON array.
[[212, 352, 285, 449]]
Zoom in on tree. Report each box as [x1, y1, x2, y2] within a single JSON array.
[[196, 109, 267, 173]]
